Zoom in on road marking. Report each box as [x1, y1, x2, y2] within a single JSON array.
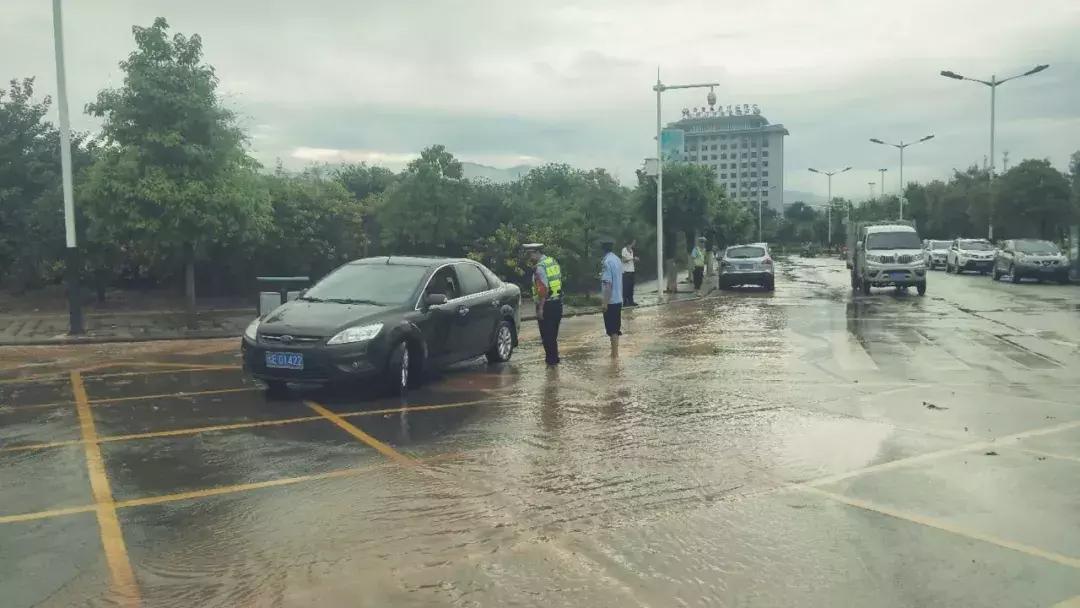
[[803, 419, 1080, 488], [1009, 447, 1080, 464], [84, 365, 241, 379], [306, 401, 417, 466], [799, 485, 1080, 570], [70, 371, 141, 607], [0, 504, 97, 524], [3, 386, 259, 413], [0, 399, 494, 454]]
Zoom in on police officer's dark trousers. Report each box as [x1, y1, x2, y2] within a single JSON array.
[[537, 299, 563, 365]]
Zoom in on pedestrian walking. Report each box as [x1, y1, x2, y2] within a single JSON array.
[[525, 243, 563, 366], [691, 236, 707, 294], [600, 239, 623, 358], [621, 239, 639, 306]]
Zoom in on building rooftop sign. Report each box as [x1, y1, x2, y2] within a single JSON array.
[[682, 104, 760, 118]]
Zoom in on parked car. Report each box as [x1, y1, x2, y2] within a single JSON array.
[[946, 239, 995, 274], [992, 239, 1070, 284], [923, 240, 951, 270], [242, 256, 521, 394], [719, 244, 774, 290]]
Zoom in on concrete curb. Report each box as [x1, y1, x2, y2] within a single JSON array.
[[1, 281, 717, 347]]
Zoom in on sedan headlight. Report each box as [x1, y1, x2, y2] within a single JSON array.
[[244, 318, 260, 341], [865, 255, 881, 263], [327, 323, 383, 345]]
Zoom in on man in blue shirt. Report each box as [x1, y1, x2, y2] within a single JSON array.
[[600, 239, 623, 358]]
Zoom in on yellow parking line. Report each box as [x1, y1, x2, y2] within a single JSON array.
[[89, 387, 258, 406], [84, 365, 241, 379], [0, 399, 494, 454], [70, 371, 141, 607], [306, 401, 417, 466], [0, 504, 97, 524], [799, 485, 1080, 570]]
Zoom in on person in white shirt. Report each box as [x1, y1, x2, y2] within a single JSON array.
[[620, 239, 640, 307]]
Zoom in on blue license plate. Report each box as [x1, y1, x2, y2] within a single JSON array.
[[890, 272, 907, 280], [265, 352, 303, 370]]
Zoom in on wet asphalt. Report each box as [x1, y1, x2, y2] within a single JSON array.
[[2, 257, 1079, 608]]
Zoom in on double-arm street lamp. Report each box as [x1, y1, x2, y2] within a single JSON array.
[[51, 0, 83, 334], [653, 74, 719, 294], [869, 135, 935, 220], [939, 64, 1049, 240], [808, 167, 851, 245]]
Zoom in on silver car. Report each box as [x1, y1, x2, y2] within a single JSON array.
[[923, 239, 950, 270], [719, 244, 774, 291], [992, 239, 1070, 284]]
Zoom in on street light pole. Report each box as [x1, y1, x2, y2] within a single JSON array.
[[878, 168, 888, 197], [940, 64, 1049, 240], [869, 135, 935, 220], [808, 167, 851, 247], [652, 74, 719, 295], [51, 0, 83, 334]]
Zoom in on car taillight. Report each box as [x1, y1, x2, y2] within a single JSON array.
[[763, 257, 773, 265]]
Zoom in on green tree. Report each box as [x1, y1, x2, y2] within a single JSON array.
[[82, 18, 270, 315], [996, 159, 1073, 239], [374, 145, 470, 254], [0, 77, 98, 290]]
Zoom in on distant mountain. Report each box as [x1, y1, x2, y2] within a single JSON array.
[[462, 162, 534, 183], [783, 190, 827, 206]]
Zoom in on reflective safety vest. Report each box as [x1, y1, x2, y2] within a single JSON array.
[[533, 256, 563, 299]]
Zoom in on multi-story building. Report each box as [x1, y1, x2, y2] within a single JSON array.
[[667, 105, 788, 211]]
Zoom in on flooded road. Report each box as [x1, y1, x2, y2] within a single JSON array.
[[3, 257, 1079, 607]]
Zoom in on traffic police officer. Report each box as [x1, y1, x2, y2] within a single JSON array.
[[524, 243, 563, 366]]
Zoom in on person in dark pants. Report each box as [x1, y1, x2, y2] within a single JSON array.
[[621, 239, 639, 306], [600, 239, 624, 358], [691, 236, 707, 294], [525, 243, 563, 366]]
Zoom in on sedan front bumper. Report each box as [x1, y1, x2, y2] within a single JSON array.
[[241, 337, 390, 384], [864, 267, 926, 286]]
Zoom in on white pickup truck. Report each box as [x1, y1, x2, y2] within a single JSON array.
[[848, 222, 927, 296]]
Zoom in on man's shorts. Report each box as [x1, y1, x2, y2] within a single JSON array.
[[603, 303, 622, 336]]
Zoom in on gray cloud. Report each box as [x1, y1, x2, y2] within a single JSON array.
[[4, 0, 1079, 197]]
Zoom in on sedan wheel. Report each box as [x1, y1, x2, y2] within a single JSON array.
[[385, 341, 411, 395], [487, 321, 514, 363]]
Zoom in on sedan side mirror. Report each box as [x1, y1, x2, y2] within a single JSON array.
[[423, 293, 448, 308]]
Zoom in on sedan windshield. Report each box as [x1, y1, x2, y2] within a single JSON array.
[[726, 246, 766, 259], [865, 232, 921, 250], [930, 240, 951, 249], [303, 263, 428, 305], [1015, 240, 1060, 254], [958, 241, 993, 251]]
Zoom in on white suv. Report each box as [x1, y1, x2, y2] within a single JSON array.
[[946, 239, 995, 275]]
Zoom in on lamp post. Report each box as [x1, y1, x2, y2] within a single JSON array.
[[808, 167, 851, 246], [653, 72, 719, 294], [939, 64, 1049, 241], [868, 182, 876, 199], [869, 135, 935, 220], [51, 0, 83, 334], [878, 168, 888, 197]]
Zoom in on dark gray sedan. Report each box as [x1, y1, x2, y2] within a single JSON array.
[[992, 239, 1070, 284], [242, 257, 521, 395]]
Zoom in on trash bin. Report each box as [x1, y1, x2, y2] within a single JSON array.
[[255, 276, 310, 316]]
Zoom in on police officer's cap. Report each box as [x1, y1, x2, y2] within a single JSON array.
[[522, 242, 544, 252]]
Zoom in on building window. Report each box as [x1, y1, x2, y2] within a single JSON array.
[[720, 153, 727, 160], [741, 152, 749, 159], [711, 145, 717, 151], [720, 144, 727, 150], [741, 162, 748, 168], [763, 181, 769, 186], [751, 172, 758, 177], [711, 155, 718, 160], [731, 143, 738, 149], [763, 160, 769, 167], [741, 172, 749, 178], [720, 173, 727, 179], [762, 170, 769, 176], [750, 161, 757, 168], [762, 140, 769, 148], [751, 152, 758, 158], [762, 151, 769, 157], [751, 140, 758, 148]]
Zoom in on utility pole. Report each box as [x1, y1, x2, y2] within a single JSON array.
[[52, 0, 84, 334], [878, 168, 888, 197], [808, 167, 851, 247]]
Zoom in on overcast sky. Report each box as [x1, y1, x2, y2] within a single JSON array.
[[4, 0, 1079, 199]]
